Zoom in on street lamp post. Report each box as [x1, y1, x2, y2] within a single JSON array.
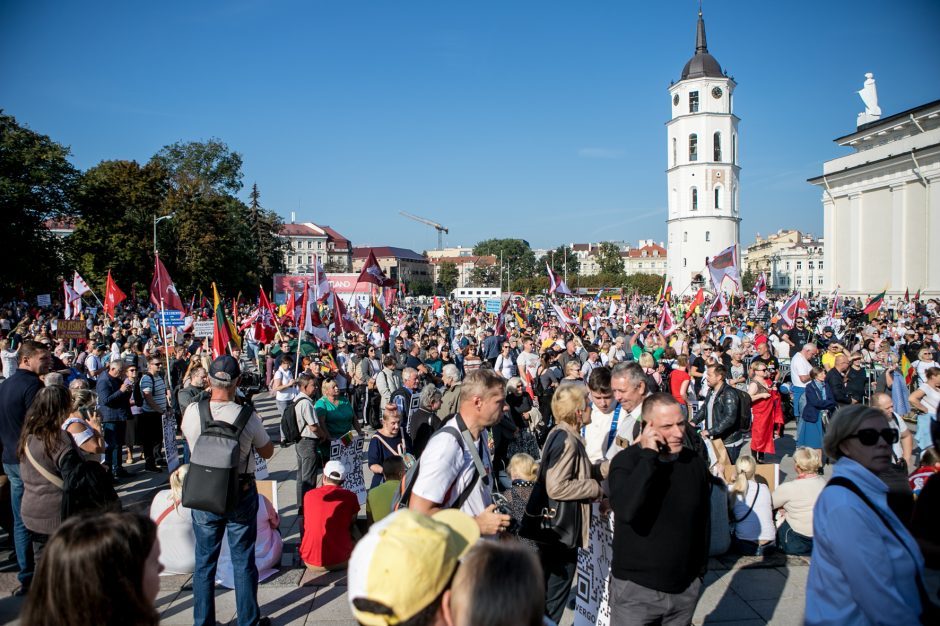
[[153, 213, 175, 256]]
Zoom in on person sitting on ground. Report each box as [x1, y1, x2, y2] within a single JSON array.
[[148, 464, 195, 575], [771, 447, 826, 555], [216, 486, 283, 588], [300, 460, 360, 571], [347, 508, 479, 626], [727, 455, 775, 555], [20, 512, 163, 626], [366, 456, 406, 525], [444, 540, 546, 626]]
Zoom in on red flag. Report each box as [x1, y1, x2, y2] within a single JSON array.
[[150, 253, 185, 311], [685, 288, 704, 319], [333, 293, 364, 336], [657, 301, 678, 336], [257, 288, 277, 342], [357, 250, 394, 287], [904, 287, 910, 302], [284, 287, 296, 323], [103, 270, 126, 318]]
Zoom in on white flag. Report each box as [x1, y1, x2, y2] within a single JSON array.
[[73, 271, 92, 296]]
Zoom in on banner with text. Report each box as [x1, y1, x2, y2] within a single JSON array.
[[330, 432, 366, 504]]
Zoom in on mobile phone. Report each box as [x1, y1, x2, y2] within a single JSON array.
[[656, 439, 670, 454]]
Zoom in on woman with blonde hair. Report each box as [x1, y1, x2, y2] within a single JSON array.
[[148, 465, 195, 574], [772, 448, 825, 555], [527, 384, 603, 624], [503, 453, 539, 549], [727, 455, 775, 555], [64, 388, 104, 462]]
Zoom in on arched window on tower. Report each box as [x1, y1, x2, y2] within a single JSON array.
[[714, 185, 722, 210], [689, 134, 698, 162], [732, 185, 738, 213], [732, 134, 737, 164], [672, 138, 677, 167], [689, 91, 699, 113], [691, 187, 698, 211], [713, 132, 722, 162]]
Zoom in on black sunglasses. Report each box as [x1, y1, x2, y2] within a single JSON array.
[[847, 428, 898, 446]]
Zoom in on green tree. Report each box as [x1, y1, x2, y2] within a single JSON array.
[[472, 238, 538, 281], [67, 159, 169, 293], [0, 112, 79, 294], [538, 245, 580, 277], [438, 262, 459, 292], [469, 264, 500, 287], [596, 242, 625, 276], [246, 183, 286, 287], [741, 270, 756, 293], [151, 138, 244, 197]]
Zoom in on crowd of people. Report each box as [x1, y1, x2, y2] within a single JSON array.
[[0, 288, 938, 624]]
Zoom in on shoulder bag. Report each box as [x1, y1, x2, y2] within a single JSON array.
[[519, 429, 582, 549]]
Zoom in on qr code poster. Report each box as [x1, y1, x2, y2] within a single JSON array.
[[574, 504, 614, 626], [331, 433, 366, 505]]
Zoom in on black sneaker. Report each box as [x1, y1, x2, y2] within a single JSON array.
[[11, 585, 28, 597]]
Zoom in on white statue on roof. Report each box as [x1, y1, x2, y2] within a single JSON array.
[[857, 72, 882, 127]]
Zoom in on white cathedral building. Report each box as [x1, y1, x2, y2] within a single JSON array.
[[666, 11, 741, 295]]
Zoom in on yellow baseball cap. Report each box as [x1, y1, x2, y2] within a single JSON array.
[[347, 509, 480, 626]]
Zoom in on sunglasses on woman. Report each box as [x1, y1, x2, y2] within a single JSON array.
[[846, 428, 898, 446]]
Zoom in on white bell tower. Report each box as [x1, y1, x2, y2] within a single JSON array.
[[666, 10, 741, 295]]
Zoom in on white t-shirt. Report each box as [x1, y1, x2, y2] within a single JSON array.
[[730, 480, 775, 542], [411, 419, 493, 523], [790, 352, 812, 388], [181, 400, 270, 473], [608, 403, 644, 460], [149, 490, 195, 575], [1, 350, 18, 379], [273, 367, 298, 402], [85, 354, 103, 380], [886, 412, 909, 462], [583, 404, 618, 464]]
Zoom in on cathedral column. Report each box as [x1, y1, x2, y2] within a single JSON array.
[[890, 183, 905, 292], [849, 192, 863, 293]]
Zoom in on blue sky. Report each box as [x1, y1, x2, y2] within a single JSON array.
[[3, 1, 939, 253]]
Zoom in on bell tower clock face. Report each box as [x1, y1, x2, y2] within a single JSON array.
[[673, 94, 679, 106], [711, 86, 723, 99]]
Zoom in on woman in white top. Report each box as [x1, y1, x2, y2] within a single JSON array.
[[913, 347, 937, 386], [909, 366, 940, 453], [64, 389, 105, 462], [149, 465, 196, 575], [216, 492, 283, 588], [727, 455, 775, 555], [771, 447, 826, 555]]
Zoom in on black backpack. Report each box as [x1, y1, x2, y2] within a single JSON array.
[[280, 396, 310, 445], [735, 388, 753, 431], [182, 399, 254, 515]]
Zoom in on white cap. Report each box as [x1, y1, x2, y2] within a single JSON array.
[[324, 460, 347, 481]]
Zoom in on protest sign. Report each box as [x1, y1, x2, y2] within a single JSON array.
[[56, 319, 86, 339], [254, 450, 270, 479], [331, 432, 366, 504], [574, 505, 614, 626], [161, 413, 180, 473], [193, 321, 215, 338], [36, 294, 51, 307]]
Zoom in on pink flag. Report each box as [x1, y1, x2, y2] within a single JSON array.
[[546, 262, 572, 296], [657, 301, 678, 337]]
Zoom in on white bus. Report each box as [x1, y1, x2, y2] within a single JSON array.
[[451, 287, 502, 302]]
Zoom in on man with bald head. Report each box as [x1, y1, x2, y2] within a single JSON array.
[[824, 353, 853, 407]]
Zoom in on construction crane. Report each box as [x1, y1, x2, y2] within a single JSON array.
[[399, 211, 449, 249]]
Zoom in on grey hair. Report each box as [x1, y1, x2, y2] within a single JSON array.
[[442, 363, 461, 382], [419, 384, 443, 410], [402, 367, 418, 383], [209, 377, 237, 390], [505, 376, 523, 394], [611, 361, 647, 392], [44, 372, 65, 387], [823, 405, 889, 461]]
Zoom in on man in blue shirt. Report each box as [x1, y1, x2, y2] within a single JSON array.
[[0, 341, 50, 594]]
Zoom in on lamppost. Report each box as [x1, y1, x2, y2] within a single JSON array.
[[153, 213, 175, 256], [807, 249, 816, 298]]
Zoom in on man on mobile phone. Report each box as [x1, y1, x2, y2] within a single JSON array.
[[607, 393, 710, 625]]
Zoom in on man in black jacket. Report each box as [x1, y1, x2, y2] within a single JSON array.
[[96, 359, 133, 479], [825, 354, 853, 406], [699, 363, 744, 463], [608, 393, 710, 625]]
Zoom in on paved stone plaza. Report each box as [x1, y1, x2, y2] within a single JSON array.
[[0, 392, 814, 625]]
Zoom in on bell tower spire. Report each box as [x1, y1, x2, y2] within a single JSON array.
[[696, 8, 708, 54]]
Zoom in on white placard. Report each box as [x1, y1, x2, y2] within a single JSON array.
[[331, 433, 366, 505], [253, 450, 270, 479], [574, 506, 614, 626], [162, 413, 180, 473], [36, 294, 51, 307], [193, 321, 215, 338]]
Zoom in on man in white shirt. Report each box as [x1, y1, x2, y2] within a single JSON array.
[[515, 338, 539, 385], [789, 343, 817, 420], [271, 356, 299, 446], [84, 344, 108, 381], [294, 373, 329, 517], [580, 345, 602, 380], [409, 369, 511, 537], [607, 362, 652, 460]]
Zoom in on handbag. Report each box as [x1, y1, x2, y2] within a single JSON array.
[[519, 429, 582, 549], [24, 439, 122, 520]]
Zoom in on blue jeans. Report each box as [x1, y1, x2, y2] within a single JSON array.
[[102, 421, 126, 476], [791, 386, 805, 418], [192, 483, 261, 626], [3, 463, 33, 586]]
